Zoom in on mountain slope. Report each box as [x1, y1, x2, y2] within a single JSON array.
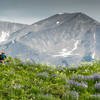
[[0, 21, 28, 44], [1, 12, 100, 66]]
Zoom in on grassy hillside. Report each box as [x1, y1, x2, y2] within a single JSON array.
[[0, 57, 100, 100]]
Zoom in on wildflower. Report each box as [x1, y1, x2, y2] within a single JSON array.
[[95, 82, 100, 92], [51, 74, 57, 78], [73, 73, 100, 81], [91, 94, 100, 99], [37, 72, 49, 78], [66, 91, 79, 100], [66, 80, 88, 88], [13, 84, 22, 89]]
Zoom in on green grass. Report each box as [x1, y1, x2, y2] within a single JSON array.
[[0, 57, 100, 100]]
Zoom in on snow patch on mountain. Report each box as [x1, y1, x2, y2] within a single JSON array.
[[53, 40, 79, 57], [0, 31, 9, 43], [92, 32, 96, 59], [94, 32, 96, 43], [58, 13, 64, 15], [12, 40, 15, 44], [92, 52, 95, 59], [56, 21, 60, 24], [72, 40, 79, 51], [62, 48, 67, 52]]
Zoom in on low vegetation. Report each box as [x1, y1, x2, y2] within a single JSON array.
[[0, 57, 100, 100]]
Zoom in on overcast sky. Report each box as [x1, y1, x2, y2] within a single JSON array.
[[0, 0, 100, 24]]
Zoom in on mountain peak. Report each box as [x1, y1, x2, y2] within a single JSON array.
[[37, 12, 97, 25]]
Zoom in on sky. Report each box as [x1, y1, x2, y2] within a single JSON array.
[[0, 0, 100, 25]]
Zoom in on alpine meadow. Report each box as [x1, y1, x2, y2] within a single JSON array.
[[0, 0, 100, 100]]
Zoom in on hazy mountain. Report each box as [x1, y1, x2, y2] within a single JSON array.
[[0, 12, 100, 66], [0, 21, 28, 44]]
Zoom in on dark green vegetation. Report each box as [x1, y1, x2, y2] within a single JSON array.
[[0, 57, 100, 100]]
